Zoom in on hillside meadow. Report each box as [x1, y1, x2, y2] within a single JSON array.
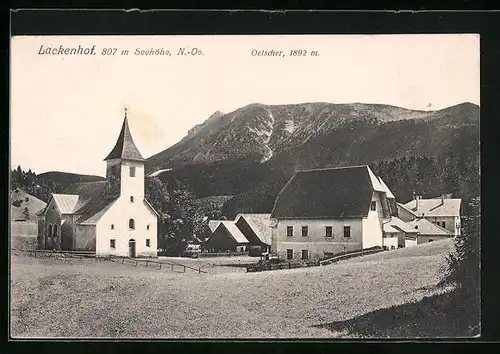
[[11, 239, 457, 339]]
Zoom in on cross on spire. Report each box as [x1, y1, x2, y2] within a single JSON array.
[[124, 105, 128, 117]]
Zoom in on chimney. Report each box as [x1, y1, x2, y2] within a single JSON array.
[[415, 195, 419, 210]]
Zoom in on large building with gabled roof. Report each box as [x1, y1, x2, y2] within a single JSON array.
[[269, 165, 400, 260], [37, 110, 158, 257]]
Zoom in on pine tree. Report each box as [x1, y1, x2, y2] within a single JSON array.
[[22, 206, 30, 220]]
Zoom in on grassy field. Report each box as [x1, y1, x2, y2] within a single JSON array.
[[11, 239, 457, 338]]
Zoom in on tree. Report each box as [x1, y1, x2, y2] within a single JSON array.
[[146, 177, 204, 256], [440, 197, 480, 334], [443, 197, 480, 292], [22, 207, 30, 220]]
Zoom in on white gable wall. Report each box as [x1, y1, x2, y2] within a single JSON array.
[[361, 192, 384, 248], [95, 196, 157, 257]]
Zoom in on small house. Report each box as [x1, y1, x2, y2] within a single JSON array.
[[407, 218, 454, 244], [397, 195, 462, 236], [382, 216, 419, 250], [234, 213, 272, 255], [205, 221, 249, 252]]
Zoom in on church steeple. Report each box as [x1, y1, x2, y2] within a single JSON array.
[[104, 108, 146, 198], [104, 108, 145, 162]]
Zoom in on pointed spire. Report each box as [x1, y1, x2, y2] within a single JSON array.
[[104, 109, 145, 162]]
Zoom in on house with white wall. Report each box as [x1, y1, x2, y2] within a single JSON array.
[[406, 217, 454, 244], [38, 110, 158, 257], [397, 195, 462, 236], [269, 165, 404, 261]]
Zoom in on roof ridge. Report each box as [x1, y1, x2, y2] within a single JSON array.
[[295, 164, 369, 173]]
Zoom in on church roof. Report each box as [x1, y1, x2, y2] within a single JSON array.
[[52, 194, 80, 214], [76, 195, 119, 224], [104, 115, 145, 162]]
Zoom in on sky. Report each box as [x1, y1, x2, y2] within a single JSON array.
[[10, 34, 480, 176]]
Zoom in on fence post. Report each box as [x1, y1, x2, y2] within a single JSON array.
[[122, 257, 125, 264], [184, 266, 186, 273], [146, 261, 148, 268], [171, 264, 173, 271], [159, 263, 162, 270], [198, 266, 201, 274]]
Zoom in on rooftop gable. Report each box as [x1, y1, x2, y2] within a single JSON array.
[[52, 194, 80, 214], [235, 213, 272, 245], [407, 218, 454, 236], [216, 221, 249, 244]]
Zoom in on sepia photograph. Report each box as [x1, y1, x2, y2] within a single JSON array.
[[10, 33, 480, 339]]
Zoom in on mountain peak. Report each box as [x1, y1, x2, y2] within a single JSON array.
[[146, 101, 479, 171]]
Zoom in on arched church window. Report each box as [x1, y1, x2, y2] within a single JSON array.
[[48, 224, 52, 237], [53, 224, 58, 237], [130, 196, 134, 203], [129, 219, 135, 230], [130, 166, 136, 177]]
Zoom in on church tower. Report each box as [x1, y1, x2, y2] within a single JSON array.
[[104, 108, 146, 200]]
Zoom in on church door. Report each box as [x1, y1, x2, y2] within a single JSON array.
[[128, 239, 136, 258]]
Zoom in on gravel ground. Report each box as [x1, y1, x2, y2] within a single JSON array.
[[10, 239, 454, 339]]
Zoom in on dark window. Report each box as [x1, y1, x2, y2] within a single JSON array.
[[130, 196, 134, 203], [301, 249, 309, 260], [286, 249, 293, 260], [391, 245, 395, 250], [147, 224, 150, 230], [110, 239, 116, 248], [129, 219, 135, 230], [325, 226, 333, 238], [287, 226, 293, 237], [428, 239, 433, 243], [111, 165, 117, 175], [111, 224, 114, 230], [344, 226, 351, 238], [129, 166, 136, 177], [370, 201, 377, 211], [146, 239, 150, 247], [441, 222, 446, 228], [302, 226, 308, 237]]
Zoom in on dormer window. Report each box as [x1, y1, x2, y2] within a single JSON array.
[[129, 166, 136, 177]]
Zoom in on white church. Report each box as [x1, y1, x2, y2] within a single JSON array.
[[37, 110, 158, 258]]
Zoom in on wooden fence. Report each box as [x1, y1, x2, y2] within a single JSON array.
[[12, 249, 207, 274], [198, 251, 249, 258], [319, 247, 384, 266], [247, 247, 385, 273]]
